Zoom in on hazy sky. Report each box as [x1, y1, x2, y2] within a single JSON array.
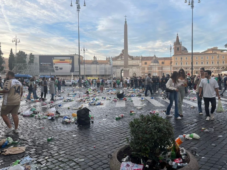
[[0, 0, 226, 59]]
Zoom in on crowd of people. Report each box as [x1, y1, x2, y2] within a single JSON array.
[[0, 69, 226, 134]]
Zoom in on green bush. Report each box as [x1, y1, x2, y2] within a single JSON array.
[[127, 114, 174, 162]]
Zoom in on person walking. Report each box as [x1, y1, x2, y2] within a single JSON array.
[[145, 73, 153, 96], [218, 74, 222, 91], [49, 78, 55, 101], [0, 71, 23, 134], [177, 69, 187, 117], [54, 77, 58, 95], [27, 77, 38, 100], [127, 78, 130, 88], [58, 78, 61, 94], [166, 71, 181, 120], [41, 77, 48, 100], [194, 68, 205, 115], [199, 70, 220, 121], [221, 74, 227, 96]]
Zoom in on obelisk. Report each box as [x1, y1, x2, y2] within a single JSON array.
[[123, 17, 129, 78]]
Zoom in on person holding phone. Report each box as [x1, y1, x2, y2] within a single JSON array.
[[177, 69, 187, 117], [166, 71, 181, 120]]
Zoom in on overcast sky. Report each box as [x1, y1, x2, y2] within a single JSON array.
[[0, 0, 226, 59]]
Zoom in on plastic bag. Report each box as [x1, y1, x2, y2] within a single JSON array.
[[8, 165, 24, 170], [216, 100, 224, 113]]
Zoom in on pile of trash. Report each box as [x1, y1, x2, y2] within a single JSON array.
[[0, 156, 39, 170]]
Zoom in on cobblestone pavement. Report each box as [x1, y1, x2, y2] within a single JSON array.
[[0, 87, 227, 170]]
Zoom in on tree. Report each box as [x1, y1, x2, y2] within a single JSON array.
[[15, 51, 27, 72], [9, 49, 15, 70], [225, 44, 227, 48], [28, 53, 34, 64], [0, 47, 4, 72]]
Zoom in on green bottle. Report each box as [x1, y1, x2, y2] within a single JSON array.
[[13, 160, 20, 166], [47, 137, 53, 142]]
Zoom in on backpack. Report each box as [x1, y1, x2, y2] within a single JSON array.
[[77, 107, 90, 125]]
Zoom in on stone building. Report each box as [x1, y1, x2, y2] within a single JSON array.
[[172, 34, 227, 75]]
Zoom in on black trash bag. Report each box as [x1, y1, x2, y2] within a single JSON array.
[[77, 107, 91, 125], [117, 91, 124, 99]]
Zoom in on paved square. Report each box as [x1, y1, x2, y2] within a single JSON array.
[[0, 87, 227, 170]]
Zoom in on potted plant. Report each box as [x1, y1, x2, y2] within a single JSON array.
[[109, 114, 199, 170]]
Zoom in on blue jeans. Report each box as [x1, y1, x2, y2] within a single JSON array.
[[145, 85, 152, 96], [166, 91, 179, 118], [196, 93, 202, 113], [27, 90, 38, 100]]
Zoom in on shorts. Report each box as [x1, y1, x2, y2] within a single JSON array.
[[1, 105, 20, 115]]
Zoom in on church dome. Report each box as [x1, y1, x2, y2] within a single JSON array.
[[182, 46, 188, 52]]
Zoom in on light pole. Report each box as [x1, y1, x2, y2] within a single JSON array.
[[81, 47, 87, 78], [184, 0, 201, 76], [12, 36, 20, 56], [170, 45, 172, 75], [70, 0, 86, 87]]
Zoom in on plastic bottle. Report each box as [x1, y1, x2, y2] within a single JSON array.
[[1, 140, 9, 148], [189, 133, 200, 139], [47, 137, 53, 142], [175, 135, 185, 146], [12, 160, 20, 166]]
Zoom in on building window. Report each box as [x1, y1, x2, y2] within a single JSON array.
[[177, 47, 179, 51], [207, 56, 209, 59], [223, 56, 225, 59], [212, 61, 214, 64], [181, 62, 182, 65], [144, 62, 147, 65], [175, 57, 177, 60], [162, 62, 164, 64], [201, 57, 203, 59], [201, 62, 203, 64], [186, 62, 188, 65], [196, 71, 198, 74], [212, 56, 214, 59], [196, 57, 198, 60], [223, 61, 225, 64], [176, 63, 177, 65], [196, 62, 198, 65], [217, 61, 219, 64], [217, 55, 219, 59], [186, 57, 187, 60], [207, 62, 209, 64]]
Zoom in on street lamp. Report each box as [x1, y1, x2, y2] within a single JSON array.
[[81, 47, 87, 78], [70, 0, 86, 87], [184, 0, 201, 76], [12, 36, 20, 56]]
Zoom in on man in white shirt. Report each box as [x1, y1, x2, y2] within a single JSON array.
[[199, 70, 220, 121]]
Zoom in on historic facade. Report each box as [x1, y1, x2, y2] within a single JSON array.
[[172, 34, 227, 75]]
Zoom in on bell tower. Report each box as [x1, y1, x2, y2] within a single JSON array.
[[174, 34, 182, 55]]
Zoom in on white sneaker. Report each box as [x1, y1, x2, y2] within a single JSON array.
[[199, 112, 203, 115], [6, 128, 12, 134], [14, 129, 19, 134], [166, 115, 172, 118], [210, 114, 214, 120], [206, 116, 210, 121], [176, 116, 182, 120]]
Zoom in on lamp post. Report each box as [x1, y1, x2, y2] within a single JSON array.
[[170, 45, 172, 75], [70, 0, 86, 87], [12, 36, 20, 56], [184, 0, 201, 76], [81, 47, 87, 78]]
